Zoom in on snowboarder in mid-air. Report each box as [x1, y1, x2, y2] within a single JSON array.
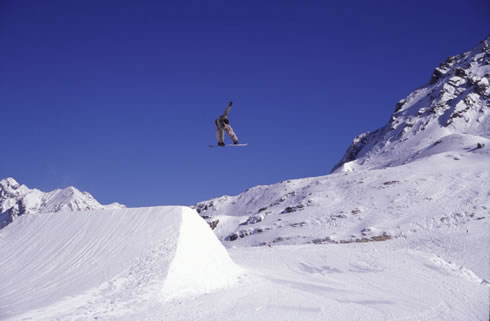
[[215, 101, 239, 146]]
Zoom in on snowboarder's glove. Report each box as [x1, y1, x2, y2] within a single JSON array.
[[228, 101, 232, 106]]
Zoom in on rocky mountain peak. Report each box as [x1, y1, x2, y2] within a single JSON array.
[[0, 177, 20, 190], [0, 178, 125, 229], [332, 36, 489, 172]]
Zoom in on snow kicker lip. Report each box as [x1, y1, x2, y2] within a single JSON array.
[[0, 206, 243, 319]]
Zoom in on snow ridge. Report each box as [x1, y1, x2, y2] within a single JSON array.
[[0, 177, 124, 229]]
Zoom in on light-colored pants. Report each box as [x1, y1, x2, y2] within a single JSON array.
[[216, 124, 238, 144]]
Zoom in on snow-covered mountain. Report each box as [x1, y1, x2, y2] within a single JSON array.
[[194, 37, 490, 249], [1, 38, 489, 321], [0, 177, 124, 228], [332, 36, 489, 172]]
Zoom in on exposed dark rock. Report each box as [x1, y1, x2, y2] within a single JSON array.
[[395, 99, 407, 112], [331, 129, 382, 172], [330, 213, 347, 219], [312, 233, 393, 244], [430, 67, 446, 84], [432, 140, 442, 146], [194, 202, 213, 214], [208, 219, 219, 230], [290, 222, 307, 227], [455, 68, 466, 77], [272, 237, 285, 243], [282, 207, 295, 214], [311, 236, 335, 244], [281, 204, 305, 214], [383, 180, 400, 186], [225, 233, 238, 241], [475, 78, 489, 97], [224, 226, 271, 241], [241, 214, 264, 225], [340, 232, 392, 243]]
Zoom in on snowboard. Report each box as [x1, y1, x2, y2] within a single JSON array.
[[209, 143, 248, 147]]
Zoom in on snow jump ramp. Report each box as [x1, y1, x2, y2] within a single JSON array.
[[0, 206, 243, 319]]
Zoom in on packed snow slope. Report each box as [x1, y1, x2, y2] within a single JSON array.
[[2, 213, 488, 320], [0, 206, 243, 320], [164, 240, 488, 321], [0, 177, 124, 229]]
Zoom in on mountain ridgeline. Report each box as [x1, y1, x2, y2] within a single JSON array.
[[0, 178, 124, 229], [332, 36, 489, 172]]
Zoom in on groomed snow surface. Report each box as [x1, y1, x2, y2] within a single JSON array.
[[0, 207, 243, 320], [1, 204, 488, 320]]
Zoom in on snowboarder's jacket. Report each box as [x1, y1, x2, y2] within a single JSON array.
[[215, 102, 232, 129], [215, 101, 238, 145]]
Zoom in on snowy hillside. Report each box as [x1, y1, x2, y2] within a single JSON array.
[[194, 37, 489, 249], [195, 145, 489, 250], [0, 177, 124, 228]]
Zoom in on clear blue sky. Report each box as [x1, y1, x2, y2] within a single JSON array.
[[1, 0, 488, 206]]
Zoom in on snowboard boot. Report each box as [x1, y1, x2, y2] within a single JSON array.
[[233, 141, 239, 145], [218, 142, 225, 147]]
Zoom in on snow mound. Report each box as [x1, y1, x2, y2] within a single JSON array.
[[0, 206, 243, 320]]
